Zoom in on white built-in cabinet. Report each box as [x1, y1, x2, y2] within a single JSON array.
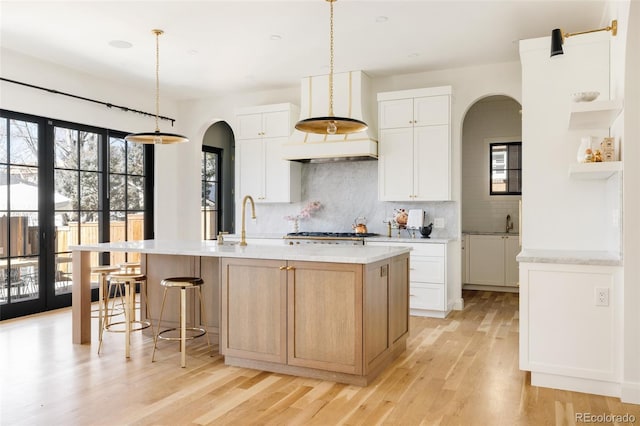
[[467, 234, 519, 287], [236, 103, 301, 203], [366, 240, 453, 318], [377, 86, 452, 201]]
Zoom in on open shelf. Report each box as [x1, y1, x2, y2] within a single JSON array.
[[568, 99, 623, 129], [568, 161, 622, 179]]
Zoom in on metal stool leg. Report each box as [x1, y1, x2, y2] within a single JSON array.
[[125, 280, 132, 358], [180, 286, 187, 368], [152, 287, 169, 362]]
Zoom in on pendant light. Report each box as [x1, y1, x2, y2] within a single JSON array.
[[125, 29, 189, 144], [295, 0, 367, 135]]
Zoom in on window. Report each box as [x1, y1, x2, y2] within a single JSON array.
[[490, 142, 521, 195], [0, 109, 154, 320], [201, 147, 221, 240]]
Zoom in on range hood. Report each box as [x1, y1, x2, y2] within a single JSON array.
[[283, 70, 378, 162]]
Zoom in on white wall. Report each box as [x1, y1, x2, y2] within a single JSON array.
[[0, 48, 185, 240], [519, 32, 618, 253], [462, 96, 522, 233], [615, 0, 640, 405]]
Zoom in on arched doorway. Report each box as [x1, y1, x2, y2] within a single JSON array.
[[461, 95, 522, 291], [202, 121, 235, 238]]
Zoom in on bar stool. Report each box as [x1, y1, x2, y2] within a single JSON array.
[[119, 261, 141, 273], [91, 265, 123, 342], [99, 272, 152, 358], [152, 277, 212, 367]]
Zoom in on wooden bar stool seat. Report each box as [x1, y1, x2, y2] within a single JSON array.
[[152, 276, 212, 367], [99, 272, 152, 358]]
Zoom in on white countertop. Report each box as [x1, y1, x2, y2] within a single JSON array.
[[70, 239, 411, 265], [366, 236, 453, 244], [224, 234, 453, 244], [517, 249, 622, 266]]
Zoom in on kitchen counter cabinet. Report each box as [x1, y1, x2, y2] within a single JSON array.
[[366, 240, 453, 318], [221, 258, 286, 363], [466, 234, 519, 288], [221, 254, 410, 385], [71, 240, 410, 385]]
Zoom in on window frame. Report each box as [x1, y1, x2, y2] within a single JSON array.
[[489, 141, 522, 196]]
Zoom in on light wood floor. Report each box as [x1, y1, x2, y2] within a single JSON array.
[[1, 290, 639, 425]]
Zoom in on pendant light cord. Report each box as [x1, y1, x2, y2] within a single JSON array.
[[328, 0, 335, 117], [153, 29, 163, 133]]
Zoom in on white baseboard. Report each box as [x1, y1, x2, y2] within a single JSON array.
[[621, 381, 640, 405], [453, 297, 464, 310], [531, 372, 620, 398]]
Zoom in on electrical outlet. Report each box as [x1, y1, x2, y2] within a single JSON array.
[[434, 218, 445, 228], [595, 288, 609, 306]]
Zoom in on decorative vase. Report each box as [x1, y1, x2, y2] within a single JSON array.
[[290, 218, 299, 233]]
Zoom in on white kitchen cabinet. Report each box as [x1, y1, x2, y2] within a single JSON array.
[[377, 87, 451, 201], [519, 261, 622, 393], [467, 234, 519, 288], [366, 240, 451, 318], [237, 109, 291, 140], [235, 103, 300, 203]]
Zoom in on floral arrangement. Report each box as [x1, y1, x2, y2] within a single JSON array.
[[284, 201, 322, 221]]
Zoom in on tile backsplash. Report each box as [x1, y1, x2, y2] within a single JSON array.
[[242, 160, 458, 239]]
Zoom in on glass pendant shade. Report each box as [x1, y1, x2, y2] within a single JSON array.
[[125, 29, 188, 145], [550, 28, 564, 57]]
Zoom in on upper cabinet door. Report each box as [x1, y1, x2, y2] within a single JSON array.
[[413, 124, 450, 201], [378, 127, 414, 201], [237, 114, 264, 139], [379, 98, 414, 130], [414, 95, 449, 127], [262, 110, 291, 138]]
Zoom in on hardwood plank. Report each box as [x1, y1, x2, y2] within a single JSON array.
[[2, 290, 640, 425]]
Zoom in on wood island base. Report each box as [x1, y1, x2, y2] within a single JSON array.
[[224, 336, 407, 386], [220, 254, 410, 386]]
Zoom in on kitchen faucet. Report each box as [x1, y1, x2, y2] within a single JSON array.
[[240, 195, 256, 246], [506, 214, 514, 233]]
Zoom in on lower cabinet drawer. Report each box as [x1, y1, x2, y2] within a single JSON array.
[[409, 283, 445, 311], [410, 256, 445, 283]]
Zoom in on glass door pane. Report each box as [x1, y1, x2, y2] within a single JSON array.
[[0, 115, 43, 313], [108, 136, 146, 265], [54, 126, 102, 294]]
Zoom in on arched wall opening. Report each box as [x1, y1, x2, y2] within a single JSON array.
[[202, 120, 235, 235]]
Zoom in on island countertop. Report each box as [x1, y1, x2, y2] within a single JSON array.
[[70, 239, 412, 265]]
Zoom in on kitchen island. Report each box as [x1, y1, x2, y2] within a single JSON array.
[[70, 239, 411, 385]]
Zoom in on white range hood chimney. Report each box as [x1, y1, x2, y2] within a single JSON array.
[[283, 70, 377, 162]]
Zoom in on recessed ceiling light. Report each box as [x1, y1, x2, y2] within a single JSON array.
[[108, 40, 132, 49], [270, 34, 282, 41], [188, 49, 198, 55], [375, 16, 388, 23]]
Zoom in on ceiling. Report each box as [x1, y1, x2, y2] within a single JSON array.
[[0, 0, 610, 101]]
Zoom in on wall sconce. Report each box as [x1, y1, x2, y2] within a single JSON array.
[[550, 19, 617, 57]]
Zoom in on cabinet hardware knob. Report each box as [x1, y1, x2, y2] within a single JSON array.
[[279, 266, 287, 270], [286, 266, 295, 271]]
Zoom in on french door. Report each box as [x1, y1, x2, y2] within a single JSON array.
[[0, 110, 153, 320]]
